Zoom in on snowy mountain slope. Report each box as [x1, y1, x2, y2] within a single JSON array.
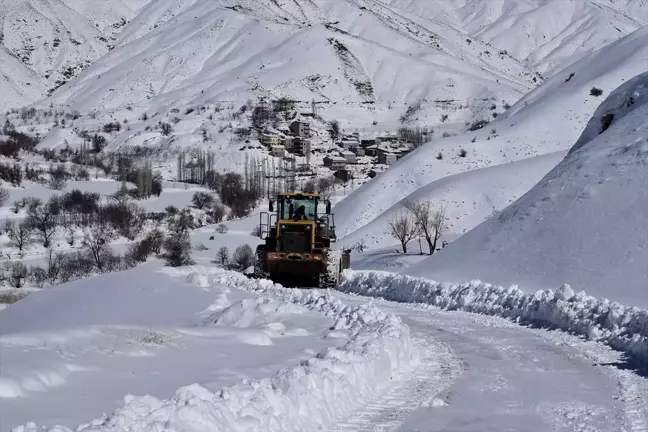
[[449, 0, 648, 75], [334, 25, 648, 245], [408, 70, 648, 309], [337, 150, 566, 250], [41, 0, 539, 116], [0, 0, 149, 111]]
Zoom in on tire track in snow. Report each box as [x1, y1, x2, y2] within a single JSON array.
[[333, 334, 463, 431]]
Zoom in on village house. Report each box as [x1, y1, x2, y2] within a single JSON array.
[[340, 150, 356, 164], [293, 137, 311, 156], [339, 139, 357, 149], [350, 146, 365, 157], [290, 120, 311, 138], [364, 145, 379, 157], [260, 133, 281, 147], [360, 138, 377, 147], [323, 155, 347, 171], [270, 145, 285, 157], [378, 151, 397, 165], [334, 169, 353, 182]]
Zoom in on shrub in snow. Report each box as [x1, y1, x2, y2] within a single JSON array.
[[209, 203, 226, 223], [215, 246, 229, 267], [7, 261, 28, 288], [338, 270, 648, 365], [231, 244, 254, 270], [590, 87, 604, 96], [0, 290, 28, 304], [215, 223, 228, 234]]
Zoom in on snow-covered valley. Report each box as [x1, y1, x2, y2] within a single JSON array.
[[1, 1, 648, 431]]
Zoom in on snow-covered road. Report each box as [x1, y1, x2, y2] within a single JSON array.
[[333, 293, 648, 432]]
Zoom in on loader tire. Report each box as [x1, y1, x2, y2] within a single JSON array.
[[319, 249, 342, 289], [254, 245, 269, 279]]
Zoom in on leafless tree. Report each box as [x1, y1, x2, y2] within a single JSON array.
[[387, 210, 419, 254], [45, 247, 64, 285], [7, 220, 32, 258], [27, 200, 57, 247], [8, 261, 28, 288], [405, 200, 447, 254], [0, 187, 8, 207], [81, 225, 116, 272]]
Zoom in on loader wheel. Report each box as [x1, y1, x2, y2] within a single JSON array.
[[254, 245, 269, 279], [319, 252, 342, 289]]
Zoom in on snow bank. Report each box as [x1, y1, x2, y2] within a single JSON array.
[[339, 270, 648, 365], [18, 268, 414, 432], [408, 69, 648, 308]]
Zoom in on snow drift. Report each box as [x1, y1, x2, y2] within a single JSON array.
[[17, 267, 415, 432], [409, 70, 648, 309], [339, 270, 648, 366]]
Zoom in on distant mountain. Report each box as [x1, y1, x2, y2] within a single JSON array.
[[0, 0, 149, 111]]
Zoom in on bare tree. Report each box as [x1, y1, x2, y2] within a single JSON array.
[[0, 187, 8, 207], [81, 225, 116, 272], [405, 200, 447, 254], [8, 261, 28, 288], [27, 200, 57, 247], [387, 210, 419, 254], [7, 220, 32, 258]]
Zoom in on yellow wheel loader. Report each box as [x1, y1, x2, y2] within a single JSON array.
[[254, 192, 350, 288]]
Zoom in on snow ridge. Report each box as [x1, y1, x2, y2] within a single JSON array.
[[338, 270, 648, 366], [16, 267, 415, 432]]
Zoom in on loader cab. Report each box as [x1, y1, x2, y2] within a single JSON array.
[[259, 192, 336, 254]]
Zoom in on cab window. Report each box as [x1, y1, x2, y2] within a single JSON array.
[[281, 197, 318, 220]]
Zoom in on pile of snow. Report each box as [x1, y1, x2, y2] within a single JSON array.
[[409, 70, 648, 309], [17, 267, 415, 432], [0, 264, 340, 428], [335, 25, 648, 250], [339, 270, 648, 365]]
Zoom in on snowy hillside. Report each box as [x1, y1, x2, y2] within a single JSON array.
[[335, 25, 648, 249], [42, 0, 540, 118], [409, 70, 648, 309], [0, 0, 149, 111]]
